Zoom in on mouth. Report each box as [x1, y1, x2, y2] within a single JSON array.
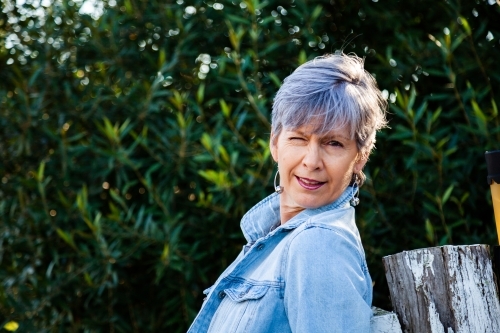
[[295, 176, 326, 190]]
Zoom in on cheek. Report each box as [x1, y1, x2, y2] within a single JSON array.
[[342, 168, 353, 185], [278, 157, 291, 175], [331, 159, 356, 184]]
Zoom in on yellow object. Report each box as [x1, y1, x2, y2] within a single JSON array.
[[492, 181, 500, 244], [3, 321, 19, 332]]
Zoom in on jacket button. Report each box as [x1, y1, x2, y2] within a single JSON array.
[[257, 244, 265, 250], [218, 291, 226, 299]]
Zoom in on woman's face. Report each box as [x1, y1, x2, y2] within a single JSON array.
[[271, 124, 366, 218]]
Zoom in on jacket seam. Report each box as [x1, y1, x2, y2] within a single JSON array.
[[224, 276, 281, 288]]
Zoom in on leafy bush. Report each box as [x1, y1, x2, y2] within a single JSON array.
[[1, 0, 499, 331]]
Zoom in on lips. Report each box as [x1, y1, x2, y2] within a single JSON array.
[[295, 176, 326, 190]]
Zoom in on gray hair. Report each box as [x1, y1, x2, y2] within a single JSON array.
[[271, 53, 388, 185]]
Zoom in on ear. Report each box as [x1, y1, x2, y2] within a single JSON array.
[[353, 155, 367, 174], [270, 132, 278, 163]]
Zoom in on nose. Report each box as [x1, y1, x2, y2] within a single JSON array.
[[302, 143, 323, 170]]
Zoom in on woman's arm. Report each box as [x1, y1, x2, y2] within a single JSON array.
[[284, 226, 372, 333]]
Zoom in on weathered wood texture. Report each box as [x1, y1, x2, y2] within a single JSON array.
[[371, 307, 403, 333], [383, 245, 500, 333]]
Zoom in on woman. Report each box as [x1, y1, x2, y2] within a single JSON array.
[[188, 53, 387, 333]]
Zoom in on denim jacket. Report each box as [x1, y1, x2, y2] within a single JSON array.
[[187, 187, 372, 333]]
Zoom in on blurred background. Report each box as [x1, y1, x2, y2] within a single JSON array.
[[1, 0, 499, 331]]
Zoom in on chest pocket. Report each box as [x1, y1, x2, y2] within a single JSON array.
[[208, 283, 270, 333], [224, 283, 269, 302]]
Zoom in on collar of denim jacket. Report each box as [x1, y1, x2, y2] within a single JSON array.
[[240, 186, 356, 243]]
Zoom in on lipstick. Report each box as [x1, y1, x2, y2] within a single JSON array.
[[296, 176, 325, 190]]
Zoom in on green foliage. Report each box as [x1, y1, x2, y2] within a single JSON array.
[[1, 0, 499, 331]]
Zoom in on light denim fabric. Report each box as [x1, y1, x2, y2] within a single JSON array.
[[187, 186, 372, 333]]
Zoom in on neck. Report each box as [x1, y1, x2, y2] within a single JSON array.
[[279, 198, 306, 224]]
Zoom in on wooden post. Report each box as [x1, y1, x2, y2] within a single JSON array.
[[371, 307, 402, 333], [383, 245, 500, 333]]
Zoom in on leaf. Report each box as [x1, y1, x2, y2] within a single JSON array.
[[414, 101, 428, 126], [3, 321, 19, 332], [425, 219, 435, 244], [158, 48, 166, 68], [442, 185, 454, 205], [310, 5, 322, 21], [118, 118, 132, 139], [256, 0, 269, 10], [169, 90, 183, 111], [76, 185, 88, 213], [84, 272, 93, 286], [459, 17, 471, 36], [198, 170, 230, 188], [450, 33, 467, 51], [226, 20, 243, 50], [93, 212, 102, 235], [471, 99, 488, 134], [268, 72, 281, 88], [423, 202, 440, 216], [28, 67, 43, 87], [197, 83, 205, 104], [176, 112, 186, 129], [298, 50, 307, 65], [438, 234, 449, 246], [134, 207, 146, 229], [37, 161, 45, 182], [201, 133, 212, 152], [406, 87, 416, 115], [226, 14, 251, 25], [124, 0, 133, 14], [436, 137, 450, 150], [258, 16, 275, 25], [431, 107, 442, 124], [109, 189, 127, 208], [220, 99, 231, 118], [161, 243, 170, 262], [218, 145, 230, 164], [56, 228, 78, 251], [390, 104, 409, 122], [444, 147, 458, 156], [387, 130, 413, 141], [260, 42, 281, 56], [83, 217, 97, 233], [492, 98, 498, 118]]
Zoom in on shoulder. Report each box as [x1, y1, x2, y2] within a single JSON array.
[[288, 206, 365, 262], [281, 211, 371, 301], [287, 225, 364, 268]]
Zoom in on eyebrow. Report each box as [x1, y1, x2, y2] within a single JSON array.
[[288, 130, 350, 141], [326, 134, 350, 141]]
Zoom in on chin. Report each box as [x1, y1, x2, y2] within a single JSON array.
[[293, 197, 326, 210]]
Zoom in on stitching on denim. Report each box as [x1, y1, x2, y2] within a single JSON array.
[[224, 275, 282, 288], [280, 233, 291, 300], [302, 220, 365, 265]]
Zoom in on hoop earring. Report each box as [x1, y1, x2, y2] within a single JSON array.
[[350, 173, 360, 206], [274, 169, 283, 194]]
